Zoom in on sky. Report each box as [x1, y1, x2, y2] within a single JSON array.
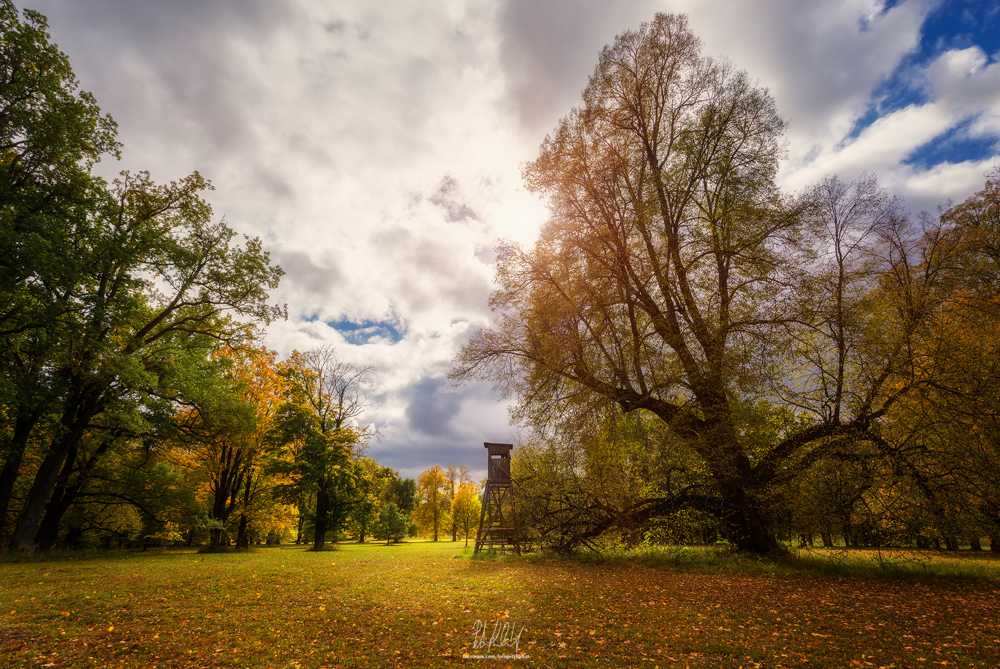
[[25, 0, 1000, 479]]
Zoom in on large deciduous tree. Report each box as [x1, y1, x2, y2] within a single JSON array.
[[4, 169, 284, 552], [0, 3, 290, 552], [453, 13, 964, 554], [0, 0, 119, 545]]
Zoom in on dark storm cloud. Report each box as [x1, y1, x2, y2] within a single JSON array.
[[404, 376, 463, 439], [368, 379, 512, 480], [367, 439, 485, 480]]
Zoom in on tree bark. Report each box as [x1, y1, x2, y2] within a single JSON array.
[[34, 438, 83, 550], [235, 471, 254, 550], [0, 405, 44, 547], [9, 440, 72, 552], [35, 482, 79, 550], [690, 417, 782, 555], [715, 476, 780, 554], [236, 513, 249, 549], [312, 483, 329, 550], [8, 412, 92, 551]]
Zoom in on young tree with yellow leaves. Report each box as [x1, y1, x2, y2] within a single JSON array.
[[414, 466, 451, 541], [451, 482, 482, 548]]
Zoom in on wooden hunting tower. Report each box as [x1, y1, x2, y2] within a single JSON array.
[[474, 442, 521, 554]]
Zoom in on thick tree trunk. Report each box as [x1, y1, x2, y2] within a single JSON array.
[[35, 483, 80, 550], [9, 387, 102, 552], [34, 427, 119, 550], [209, 461, 243, 547], [716, 480, 780, 554], [35, 440, 82, 550], [312, 484, 329, 550], [236, 514, 249, 549], [235, 472, 254, 550], [9, 426, 84, 553], [700, 433, 781, 555], [10, 446, 69, 552], [0, 406, 44, 546]]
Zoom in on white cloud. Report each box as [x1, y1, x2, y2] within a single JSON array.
[[780, 103, 954, 191], [677, 0, 930, 165], [899, 158, 999, 207]]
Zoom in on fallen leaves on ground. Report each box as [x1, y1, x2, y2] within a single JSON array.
[[0, 543, 998, 668]]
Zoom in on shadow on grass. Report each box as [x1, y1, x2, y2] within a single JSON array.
[[501, 543, 1000, 583], [0, 546, 200, 564]]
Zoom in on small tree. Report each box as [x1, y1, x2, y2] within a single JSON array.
[[373, 502, 409, 544], [414, 466, 451, 541], [387, 477, 418, 514], [269, 346, 376, 551], [452, 482, 482, 548]]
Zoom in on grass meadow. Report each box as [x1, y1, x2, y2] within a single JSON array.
[[2, 541, 1000, 668]]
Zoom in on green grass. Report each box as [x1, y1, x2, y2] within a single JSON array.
[[2, 541, 1000, 668]]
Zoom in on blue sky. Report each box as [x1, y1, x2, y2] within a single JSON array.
[[26, 0, 1000, 478], [859, 1, 1000, 168]]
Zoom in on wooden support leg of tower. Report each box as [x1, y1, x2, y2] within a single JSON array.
[[474, 481, 520, 555]]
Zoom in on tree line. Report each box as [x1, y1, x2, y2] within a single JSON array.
[[454, 13, 1000, 555]]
